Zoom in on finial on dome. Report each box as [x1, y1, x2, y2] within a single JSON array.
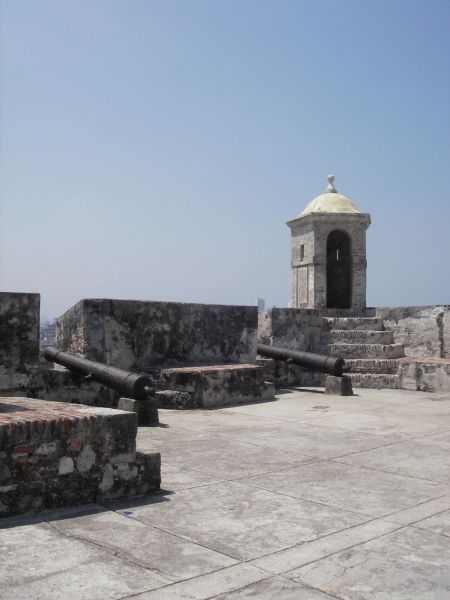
[[327, 174, 337, 193]]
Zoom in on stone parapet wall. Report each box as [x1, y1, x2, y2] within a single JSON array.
[[257, 305, 450, 360], [57, 299, 257, 370], [258, 308, 329, 354], [0, 293, 40, 392], [373, 305, 450, 358], [0, 398, 160, 517], [257, 305, 450, 391]]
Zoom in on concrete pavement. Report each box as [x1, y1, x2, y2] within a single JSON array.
[[1, 387, 449, 599]]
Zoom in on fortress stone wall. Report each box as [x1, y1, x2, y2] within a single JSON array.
[[0, 292, 40, 394], [258, 305, 450, 392], [57, 299, 258, 370], [374, 305, 450, 358]]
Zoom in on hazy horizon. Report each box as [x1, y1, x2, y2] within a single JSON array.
[[1, 0, 449, 319]]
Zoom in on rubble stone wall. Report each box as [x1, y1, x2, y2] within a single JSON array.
[[0, 397, 160, 517], [57, 299, 258, 370]]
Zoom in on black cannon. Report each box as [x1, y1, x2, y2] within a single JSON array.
[[257, 343, 345, 377], [44, 347, 158, 424]]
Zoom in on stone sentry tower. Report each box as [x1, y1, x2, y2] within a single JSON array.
[[287, 176, 371, 311]]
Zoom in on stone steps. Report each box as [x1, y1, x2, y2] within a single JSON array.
[[345, 358, 399, 374], [329, 329, 394, 344], [347, 372, 401, 389], [324, 317, 384, 331], [316, 309, 373, 317], [324, 315, 405, 388], [329, 342, 405, 359]]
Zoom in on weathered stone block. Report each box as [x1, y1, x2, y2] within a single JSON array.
[[398, 358, 450, 393], [58, 456, 74, 475], [0, 292, 40, 369], [0, 292, 40, 393], [155, 390, 196, 410], [117, 396, 159, 425], [160, 364, 274, 408], [325, 375, 353, 396]]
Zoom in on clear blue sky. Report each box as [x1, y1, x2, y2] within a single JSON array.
[[1, 0, 449, 319]]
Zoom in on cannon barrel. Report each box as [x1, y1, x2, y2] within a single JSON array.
[[257, 343, 345, 376], [43, 347, 154, 400]]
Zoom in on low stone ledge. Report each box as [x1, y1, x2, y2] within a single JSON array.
[[398, 358, 450, 393], [159, 364, 274, 408], [0, 397, 160, 517]]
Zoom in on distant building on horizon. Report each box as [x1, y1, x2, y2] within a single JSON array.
[[40, 319, 56, 348], [256, 298, 265, 313]]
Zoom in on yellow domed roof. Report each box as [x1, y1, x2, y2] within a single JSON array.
[[299, 176, 360, 217]]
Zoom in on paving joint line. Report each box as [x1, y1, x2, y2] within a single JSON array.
[[157, 455, 325, 484], [329, 457, 450, 485], [324, 429, 450, 461], [407, 523, 450, 539], [278, 573, 346, 600], [241, 512, 402, 564], [116, 562, 272, 600], [243, 475, 450, 521], [106, 505, 243, 563], [235, 478, 375, 519], [275, 522, 408, 575], [45, 519, 172, 584]]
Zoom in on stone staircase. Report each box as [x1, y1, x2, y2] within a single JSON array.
[[324, 316, 404, 388]]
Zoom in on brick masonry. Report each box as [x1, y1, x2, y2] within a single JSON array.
[[0, 397, 160, 517]]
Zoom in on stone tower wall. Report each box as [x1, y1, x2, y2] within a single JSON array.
[[289, 214, 369, 312]]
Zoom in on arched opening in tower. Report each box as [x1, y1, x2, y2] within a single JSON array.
[[326, 230, 352, 309]]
